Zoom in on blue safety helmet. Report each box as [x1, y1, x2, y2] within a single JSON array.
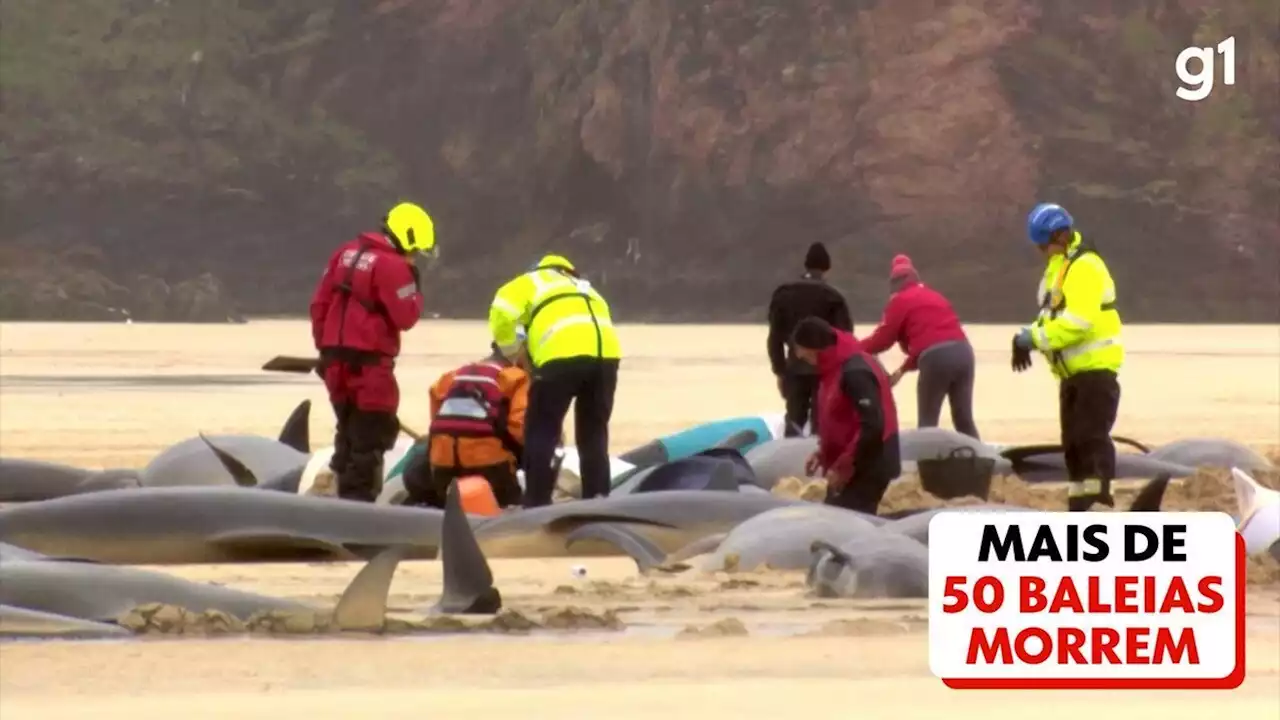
[[1026, 203, 1074, 246]]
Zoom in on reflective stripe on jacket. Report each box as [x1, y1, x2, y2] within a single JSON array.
[[427, 362, 529, 471], [308, 233, 422, 357], [488, 267, 621, 366], [1030, 232, 1125, 380]]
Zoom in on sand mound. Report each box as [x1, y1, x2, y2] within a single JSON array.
[[1246, 553, 1280, 586], [802, 616, 927, 637], [770, 476, 827, 501], [117, 603, 626, 636], [677, 617, 749, 639]]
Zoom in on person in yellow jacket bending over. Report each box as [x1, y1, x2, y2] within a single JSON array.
[[489, 254, 622, 507], [1012, 203, 1125, 512]]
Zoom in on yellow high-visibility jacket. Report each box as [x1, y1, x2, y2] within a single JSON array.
[[488, 255, 621, 368], [1029, 233, 1125, 380]]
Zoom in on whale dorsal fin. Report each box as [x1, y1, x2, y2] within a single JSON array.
[[199, 433, 259, 487], [333, 546, 405, 632], [277, 400, 312, 453]]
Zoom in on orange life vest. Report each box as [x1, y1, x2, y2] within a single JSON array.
[[429, 361, 506, 435], [428, 362, 522, 461]]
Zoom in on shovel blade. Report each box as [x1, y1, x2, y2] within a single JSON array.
[[262, 355, 320, 374]]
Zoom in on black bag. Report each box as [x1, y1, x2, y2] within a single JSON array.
[[917, 446, 996, 501]]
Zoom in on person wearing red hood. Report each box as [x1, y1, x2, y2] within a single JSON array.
[[309, 202, 435, 502], [790, 317, 901, 515], [860, 254, 981, 440]]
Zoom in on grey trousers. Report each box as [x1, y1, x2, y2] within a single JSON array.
[[915, 340, 980, 440]]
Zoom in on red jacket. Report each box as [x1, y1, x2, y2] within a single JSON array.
[[815, 331, 901, 481], [860, 281, 967, 370], [309, 232, 423, 358]]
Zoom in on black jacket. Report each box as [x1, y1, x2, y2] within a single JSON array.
[[766, 273, 853, 376]]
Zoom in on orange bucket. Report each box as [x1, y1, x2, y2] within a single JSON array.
[[457, 475, 501, 516]]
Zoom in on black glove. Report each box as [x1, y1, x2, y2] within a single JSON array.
[[1011, 338, 1033, 373], [313, 359, 327, 379], [408, 263, 422, 292]]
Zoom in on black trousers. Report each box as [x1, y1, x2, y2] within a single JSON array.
[[825, 471, 893, 515], [1059, 370, 1121, 511], [782, 371, 820, 437], [401, 449, 522, 509], [329, 403, 398, 502], [523, 357, 619, 507]]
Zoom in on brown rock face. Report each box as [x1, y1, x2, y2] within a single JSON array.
[[850, 1, 1037, 234], [1, 0, 1276, 322]]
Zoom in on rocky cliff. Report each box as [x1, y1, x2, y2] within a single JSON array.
[[2, 0, 1277, 322]]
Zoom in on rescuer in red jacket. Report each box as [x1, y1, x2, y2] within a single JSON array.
[[790, 317, 901, 515], [309, 202, 435, 502], [860, 254, 981, 440]]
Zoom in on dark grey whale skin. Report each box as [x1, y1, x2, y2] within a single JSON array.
[[139, 435, 308, 488], [0, 604, 133, 639], [0, 400, 312, 501], [0, 459, 140, 502], [472, 490, 804, 559], [0, 486, 448, 565], [0, 560, 307, 622], [745, 428, 1015, 489]]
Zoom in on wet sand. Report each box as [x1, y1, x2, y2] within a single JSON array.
[[1, 320, 1278, 717], [2, 320, 1277, 467], [4, 635, 1279, 720]]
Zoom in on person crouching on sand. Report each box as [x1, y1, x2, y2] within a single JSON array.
[[400, 342, 530, 511]]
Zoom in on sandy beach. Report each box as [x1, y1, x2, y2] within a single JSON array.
[[0, 320, 1277, 718]]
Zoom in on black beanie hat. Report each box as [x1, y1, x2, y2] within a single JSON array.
[[791, 316, 836, 350], [803, 242, 831, 272]]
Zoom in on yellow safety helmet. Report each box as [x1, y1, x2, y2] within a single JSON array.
[[532, 254, 575, 273], [384, 202, 436, 255]]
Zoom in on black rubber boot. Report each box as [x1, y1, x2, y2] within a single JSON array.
[[338, 452, 383, 502]]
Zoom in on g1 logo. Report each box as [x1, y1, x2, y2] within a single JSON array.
[[1175, 36, 1236, 102]]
